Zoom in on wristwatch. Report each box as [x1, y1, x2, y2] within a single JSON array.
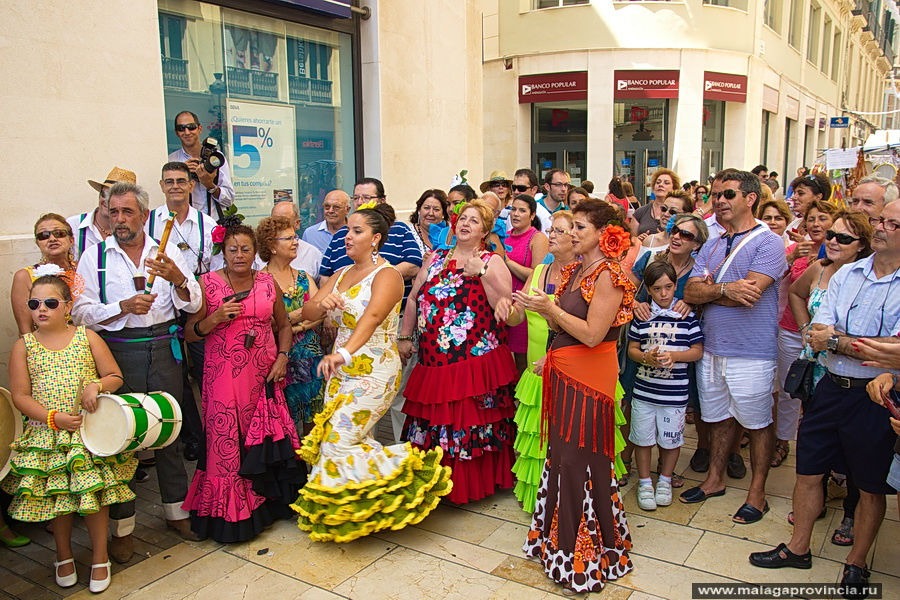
[[826, 335, 840, 352]]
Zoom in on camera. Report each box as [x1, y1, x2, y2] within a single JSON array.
[[199, 137, 226, 173]]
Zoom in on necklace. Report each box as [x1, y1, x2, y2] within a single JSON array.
[[417, 222, 432, 250], [264, 264, 298, 299], [574, 256, 605, 284]]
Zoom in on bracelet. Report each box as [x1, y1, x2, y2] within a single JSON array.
[[86, 379, 103, 393], [798, 322, 811, 331], [557, 310, 566, 320], [398, 335, 415, 342], [277, 350, 288, 358], [478, 264, 488, 277], [177, 277, 189, 290], [720, 282, 727, 298], [47, 409, 59, 431], [193, 320, 209, 338], [336, 347, 352, 365]]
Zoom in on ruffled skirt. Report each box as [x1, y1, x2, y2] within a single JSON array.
[[1, 425, 136, 522]]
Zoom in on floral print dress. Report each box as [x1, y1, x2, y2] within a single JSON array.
[[291, 263, 452, 542], [280, 269, 324, 425], [403, 249, 519, 504]]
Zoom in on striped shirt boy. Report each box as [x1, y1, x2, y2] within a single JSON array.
[[628, 311, 704, 406]]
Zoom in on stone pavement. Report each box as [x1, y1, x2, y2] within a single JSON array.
[[3, 426, 900, 600]]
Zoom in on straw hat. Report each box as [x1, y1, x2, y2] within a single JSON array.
[[88, 166, 137, 193], [479, 170, 512, 193]]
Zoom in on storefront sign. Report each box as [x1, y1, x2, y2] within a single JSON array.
[[703, 71, 747, 103], [614, 70, 679, 99], [831, 116, 849, 128], [518, 71, 588, 103], [227, 99, 298, 223]]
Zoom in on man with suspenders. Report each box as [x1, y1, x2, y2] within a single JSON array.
[[146, 161, 220, 461], [73, 182, 203, 562], [67, 167, 137, 261], [679, 170, 787, 526]]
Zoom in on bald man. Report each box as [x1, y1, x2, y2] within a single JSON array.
[[302, 189, 351, 254], [254, 200, 323, 279]]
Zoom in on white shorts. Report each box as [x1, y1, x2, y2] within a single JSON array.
[[697, 352, 776, 430], [628, 399, 685, 449]]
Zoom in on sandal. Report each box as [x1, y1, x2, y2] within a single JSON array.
[[618, 459, 632, 487], [656, 458, 684, 488], [831, 516, 854, 546], [770, 440, 790, 468], [740, 431, 750, 448]]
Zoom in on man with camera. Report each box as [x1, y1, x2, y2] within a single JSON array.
[[168, 111, 235, 219]]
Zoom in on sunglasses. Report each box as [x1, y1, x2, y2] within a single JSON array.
[[28, 298, 62, 310], [35, 229, 69, 241], [511, 184, 530, 193], [711, 189, 740, 200], [825, 230, 861, 245], [175, 122, 200, 132], [659, 206, 680, 215], [670, 226, 697, 242]]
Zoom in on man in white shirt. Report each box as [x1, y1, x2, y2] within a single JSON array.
[[68, 166, 136, 260], [256, 200, 322, 279], [147, 161, 220, 461], [167, 110, 235, 218], [73, 182, 202, 562], [302, 189, 350, 254]]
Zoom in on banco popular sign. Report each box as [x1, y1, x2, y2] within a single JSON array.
[[614, 70, 679, 99], [703, 71, 748, 103], [519, 71, 588, 103]]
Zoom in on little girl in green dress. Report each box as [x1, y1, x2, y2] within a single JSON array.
[[2, 275, 135, 593]]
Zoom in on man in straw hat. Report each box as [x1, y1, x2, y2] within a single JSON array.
[[67, 166, 137, 260], [479, 170, 513, 206]]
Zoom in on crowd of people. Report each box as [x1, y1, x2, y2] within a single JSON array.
[[2, 111, 900, 598]]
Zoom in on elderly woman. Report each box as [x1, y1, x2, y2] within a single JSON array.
[[633, 168, 681, 235], [256, 216, 325, 433], [772, 200, 839, 468], [409, 188, 449, 254], [11, 213, 85, 335], [516, 199, 636, 594], [788, 210, 873, 546], [183, 223, 305, 542], [399, 200, 520, 504]]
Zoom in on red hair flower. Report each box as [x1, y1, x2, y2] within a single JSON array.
[[598, 225, 631, 259], [211, 225, 226, 244]]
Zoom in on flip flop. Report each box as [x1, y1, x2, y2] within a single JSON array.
[[679, 486, 726, 504], [733, 502, 769, 524]]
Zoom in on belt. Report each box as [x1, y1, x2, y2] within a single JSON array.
[[99, 320, 183, 363], [827, 371, 870, 389]]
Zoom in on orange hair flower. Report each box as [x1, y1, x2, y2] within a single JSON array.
[[598, 224, 631, 258]]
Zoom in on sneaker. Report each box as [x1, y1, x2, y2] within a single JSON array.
[[638, 481, 657, 511], [655, 479, 673, 506]]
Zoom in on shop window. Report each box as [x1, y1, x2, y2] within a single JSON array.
[[701, 100, 725, 181], [157, 0, 356, 228]]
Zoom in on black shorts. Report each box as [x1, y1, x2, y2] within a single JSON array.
[[796, 375, 896, 495]]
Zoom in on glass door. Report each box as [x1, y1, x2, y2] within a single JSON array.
[[613, 143, 665, 203]]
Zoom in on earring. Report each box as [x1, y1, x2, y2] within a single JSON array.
[[371, 242, 378, 264]]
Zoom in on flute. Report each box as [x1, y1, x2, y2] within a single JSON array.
[[145, 211, 176, 293]]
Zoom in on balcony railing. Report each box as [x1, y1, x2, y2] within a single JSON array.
[[225, 66, 279, 99], [289, 75, 333, 104], [162, 56, 189, 89]]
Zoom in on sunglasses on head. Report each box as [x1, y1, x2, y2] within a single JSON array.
[[825, 230, 860, 245], [35, 229, 69, 241], [712, 188, 740, 200], [670, 226, 697, 242], [511, 184, 530, 193], [175, 122, 199, 132], [28, 298, 61, 310]]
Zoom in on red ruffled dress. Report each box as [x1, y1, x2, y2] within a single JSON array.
[[403, 249, 517, 504]]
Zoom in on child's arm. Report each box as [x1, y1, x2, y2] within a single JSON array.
[[666, 342, 704, 364], [9, 339, 81, 432], [82, 329, 125, 412], [627, 339, 661, 367]]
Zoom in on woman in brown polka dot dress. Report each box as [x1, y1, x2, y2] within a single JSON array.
[[514, 200, 635, 594]]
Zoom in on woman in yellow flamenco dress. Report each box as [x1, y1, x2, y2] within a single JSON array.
[[290, 204, 452, 542]]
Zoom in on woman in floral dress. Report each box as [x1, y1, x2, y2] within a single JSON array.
[[399, 200, 521, 504], [292, 203, 452, 542]]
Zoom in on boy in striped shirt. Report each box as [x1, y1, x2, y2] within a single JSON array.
[[627, 261, 704, 510]]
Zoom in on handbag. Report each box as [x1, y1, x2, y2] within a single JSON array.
[[783, 357, 815, 403]]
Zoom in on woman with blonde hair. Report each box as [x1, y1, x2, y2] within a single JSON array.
[[633, 168, 681, 235]]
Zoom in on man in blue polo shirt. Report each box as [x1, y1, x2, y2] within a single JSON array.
[[319, 177, 422, 302], [302, 189, 350, 254]]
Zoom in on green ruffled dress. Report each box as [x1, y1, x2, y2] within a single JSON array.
[[512, 265, 627, 513], [1, 327, 136, 522]]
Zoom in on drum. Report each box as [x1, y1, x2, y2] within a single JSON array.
[[81, 392, 182, 457], [0, 387, 24, 480]]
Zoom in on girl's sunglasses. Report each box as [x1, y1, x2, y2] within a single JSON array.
[[670, 226, 697, 242], [35, 229, 69, 241], [28, 298, 62, 310], [825, 230, 860, 245]]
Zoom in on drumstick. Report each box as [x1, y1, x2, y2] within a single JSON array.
[[145, 211, 176, 293]]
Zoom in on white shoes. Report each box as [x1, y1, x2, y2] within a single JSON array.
[[637, 481, 657, 511], [90, 561, 112, 594], [54, 558, 78, 588], [655, 479, 673, 506]]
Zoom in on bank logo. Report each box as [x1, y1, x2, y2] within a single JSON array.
[[617, 79, 628, 90], [522, 84, 533, 95]]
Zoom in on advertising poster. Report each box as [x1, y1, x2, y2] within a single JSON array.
[[226, 99, 297, 223]]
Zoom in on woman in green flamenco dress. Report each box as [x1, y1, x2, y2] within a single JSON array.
[[290, 204, 452, 542], [511, 211, 628, 513]]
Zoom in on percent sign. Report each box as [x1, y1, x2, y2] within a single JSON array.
[[258, 127, 274, 147]]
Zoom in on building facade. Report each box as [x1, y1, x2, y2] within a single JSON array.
[[482, 0, 896, 197]]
